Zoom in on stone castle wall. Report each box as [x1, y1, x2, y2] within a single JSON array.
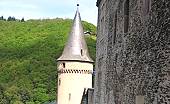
[[94, 0, 170, 104]]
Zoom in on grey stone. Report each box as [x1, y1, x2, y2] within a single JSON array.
[[94, 0, 170, 104]]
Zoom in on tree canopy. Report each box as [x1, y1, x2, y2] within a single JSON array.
[[0, 18, 96, 103]]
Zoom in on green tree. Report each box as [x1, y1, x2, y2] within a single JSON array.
[[21, 18, 25, 22], [0, 18, 96, 103], [33, 88, 49, 103], [7, 16, 12, 21], [0, 16, 3, 20]]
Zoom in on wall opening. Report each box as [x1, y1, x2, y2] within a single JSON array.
[[115, 53, 118, 64], [113, 10, 117, 44], [81, 49, 83, 56], [124, 0, 129, 33], [69, 93, 71, 101], [168, 71, 170, 80], [62, 63, 65, 68]]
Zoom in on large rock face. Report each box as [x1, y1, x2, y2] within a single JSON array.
[[94, 0, 170, 104]]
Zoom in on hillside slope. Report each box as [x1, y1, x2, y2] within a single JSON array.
[[0, 19, 96, 104]]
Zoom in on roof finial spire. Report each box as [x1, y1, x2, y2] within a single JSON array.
[[57, 0, 93, 63], [77, 0, 79, 7]]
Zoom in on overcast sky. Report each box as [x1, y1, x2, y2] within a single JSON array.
[[0, 0, 98, 25]]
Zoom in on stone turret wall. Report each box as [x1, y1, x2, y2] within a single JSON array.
[[94, 0, 170, 104], [57, 61, 93, 104]]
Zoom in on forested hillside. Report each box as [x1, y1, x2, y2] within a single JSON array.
[[0, 18, 96, 104]]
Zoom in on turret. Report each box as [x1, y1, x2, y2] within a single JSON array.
[[57, 4, 94, 104]]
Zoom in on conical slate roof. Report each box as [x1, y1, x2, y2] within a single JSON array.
[[57, 5, 94, 63]]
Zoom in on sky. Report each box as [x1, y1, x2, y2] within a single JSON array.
[[0, 0, 98, 25]]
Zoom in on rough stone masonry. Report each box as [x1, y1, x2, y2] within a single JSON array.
[[94, 0, 170, 104]]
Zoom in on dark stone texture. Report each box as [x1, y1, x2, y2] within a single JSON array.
[[81, 88, 94, 104], [94, 0, 170, 104]]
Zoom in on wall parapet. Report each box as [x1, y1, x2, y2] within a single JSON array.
[[58, 69, 93, 74]]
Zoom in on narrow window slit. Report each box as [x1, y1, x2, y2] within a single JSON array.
[[62, 63, 65, 68], [81, 49, 83, 56], [69, 93, 71, 101], [124, 0, 129, 33], [113, 10, 117, 44]]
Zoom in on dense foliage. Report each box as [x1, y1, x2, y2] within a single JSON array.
[[0, 18, 96, 104]]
